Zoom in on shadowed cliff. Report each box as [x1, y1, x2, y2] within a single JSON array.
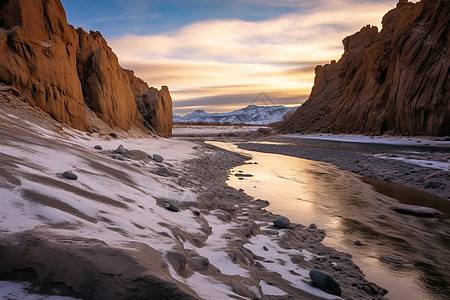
[[282, 0, 449, 136]]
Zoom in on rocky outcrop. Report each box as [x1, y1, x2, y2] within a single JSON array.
[[76, 29, 141, 131], [282, 0, 449, 136], [125, 69, 149, 98], [0, 232, 198, 299], [0, 0, 88, 130], [136, 87, 173, 137], [0, 0, 173, 135]]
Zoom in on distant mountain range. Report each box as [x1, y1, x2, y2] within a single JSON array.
[[173, 105, 297, 125]]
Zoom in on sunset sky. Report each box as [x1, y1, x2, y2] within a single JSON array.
[[61, 0, 400, 115]]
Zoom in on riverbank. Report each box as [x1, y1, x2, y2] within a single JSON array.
[[232, 135, 449, 201], [0, 101, 389, 299]]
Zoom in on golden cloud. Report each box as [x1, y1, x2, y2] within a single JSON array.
[[110, 0, 398, 112]]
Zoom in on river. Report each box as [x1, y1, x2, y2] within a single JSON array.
[[209, 141, 450, 300]]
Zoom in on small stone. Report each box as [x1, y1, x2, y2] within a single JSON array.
[[393, 204, 440, 217], [262, 229, 279, 236], [380, 256, 408, 264], [309, 223, 317, 229], [62, 171, 78, 180], [193, 146, 198, 150], [165, 200, 179, 212], [109, 132, 118, 138], [309, 269, 341, 296], [330, 254, 340, 259], [193, 210, 201, 216], [433, 218, 439, 222], [353, 240, 362, 246], [153, 154, 164, 162], [234, 173, 253, 177], [94, 145, 102, 150], [114, 145, 126, 154], [158, 167, 171, 176], [332, 265, 343, 271], [273, 216, 291, 228], [263, 246, 269, 251], [158, 231, 171, 238]]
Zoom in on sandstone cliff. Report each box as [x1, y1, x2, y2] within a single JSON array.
[[282, 0, 449, 136], [0, 0, 173, 136], [136, 86, 174, 137]]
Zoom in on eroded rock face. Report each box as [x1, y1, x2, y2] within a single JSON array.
[[76, 29, 141, 131], [0, 0, 88, 130], [0, 0, 173, 135], [136, 87, 173, 137], [282, 0, 450, 136]]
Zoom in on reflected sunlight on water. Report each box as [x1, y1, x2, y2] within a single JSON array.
[[207, 141, 450, 300]]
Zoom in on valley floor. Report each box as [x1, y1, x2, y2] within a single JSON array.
[[0, 101, 448, 299], [0, 100, 389, 299]]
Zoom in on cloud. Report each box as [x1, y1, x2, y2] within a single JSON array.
[[110, 0, 398, 112]]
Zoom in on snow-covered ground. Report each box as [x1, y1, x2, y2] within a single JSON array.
[[173, 124, 269, 136], [285, 133, 450, 171], [0, 112, 340, 299], [0, 281, 78, 300], [284, 133, 449, 146]]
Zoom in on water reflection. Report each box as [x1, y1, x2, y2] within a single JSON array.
[[208, 141, 450, 300]]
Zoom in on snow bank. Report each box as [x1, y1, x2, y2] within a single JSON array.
[[284, 133, 449, 146]]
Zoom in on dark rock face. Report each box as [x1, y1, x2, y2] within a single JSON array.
[[136, 87, 173, 137], [282, 0, 449, 136], [0, 0, 173, 136]]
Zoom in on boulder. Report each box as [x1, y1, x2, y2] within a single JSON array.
[[309, 269, 341, 296], [273, 216, 291, 228], [281, 0, 450, 136], [123, 150, 149, 161]]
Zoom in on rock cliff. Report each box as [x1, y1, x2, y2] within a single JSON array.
[[282, 0, 449, 136], [136, 86, 174, 137], [0, 0, 173, 136]]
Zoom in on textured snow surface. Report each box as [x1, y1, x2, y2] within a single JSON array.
[[173, 124, 269, 135], [0, 281, 79, 300], [0, 122, 328, 299], [244, 234, 342, 299], [284, 133, 449, 146]]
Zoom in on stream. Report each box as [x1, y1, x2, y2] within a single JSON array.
[[209, 141, 450, 300]]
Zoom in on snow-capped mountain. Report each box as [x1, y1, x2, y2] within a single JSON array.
[[173, 105, 297, 125]]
